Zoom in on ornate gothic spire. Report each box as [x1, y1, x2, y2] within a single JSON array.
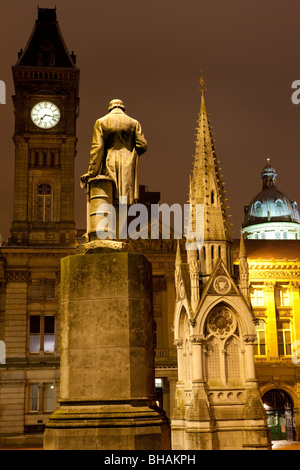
[[189, 75, 232, 244]]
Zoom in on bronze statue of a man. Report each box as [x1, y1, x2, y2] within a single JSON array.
[[81, 99, 148, 204]]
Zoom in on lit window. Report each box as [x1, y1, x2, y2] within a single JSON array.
[[28, 383, 54, 414], [275, 199, 285, 216], [254, 201, 263, 217], [277, 320, 292, 356], [37, 183, 53, 222], [254, 320, 266, 356], [250, 288, 264, 307], [29, 316, 40, 353], [29, 315, 55, 353], [44, 316, 55, 352], [43, 384, 54, 412], [155, 378, 163, 388], [280, 288, 290, 307]]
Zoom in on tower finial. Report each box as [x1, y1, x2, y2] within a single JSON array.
[[199, 70, 207, 97]]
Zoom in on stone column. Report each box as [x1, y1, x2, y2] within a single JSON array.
[[190, 336, 204, 381], [243, 334, 257, 380], [43, 251, 170, 450]]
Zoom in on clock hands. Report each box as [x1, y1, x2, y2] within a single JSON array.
[[40, 113, 52, 120]]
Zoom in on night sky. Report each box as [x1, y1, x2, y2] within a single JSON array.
[[1, 0, 300, 241]]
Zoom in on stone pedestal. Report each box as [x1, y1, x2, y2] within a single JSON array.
[[43, 252, 170, 450]]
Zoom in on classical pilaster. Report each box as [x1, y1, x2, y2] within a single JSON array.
[[263, 281, 277, 357]]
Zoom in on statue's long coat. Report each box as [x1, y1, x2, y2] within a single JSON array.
[[87, 107, 148, 204]]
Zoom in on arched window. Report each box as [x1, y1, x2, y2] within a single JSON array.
[[211, 190, 215, 205], [275, 199, 284, 217], [225, 337, 240, 382], [206, 337, 221, 381], [205, 304, 240, 385], [253, 201, 263, 217], [37, 184, 53, 222]]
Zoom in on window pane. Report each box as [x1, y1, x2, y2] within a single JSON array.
[[278, 343, 285, 356], [45, 196, 52, 222], [286, 343, 292, 355], [259, 331, 266, 344], [29, 335, 40, 353], [44, 316, 54, 334], [31, 280, 42, 299], [43, 384, 54, 411], [45, 280, 55, 298], [37, 184, 52, 195], [29, 384, 39, 412], [277, 331, 283, 343], [260, 344, 266, 355], [37, 184, 53, 223], [44, 334, 55, 352], [30, 316, 40, 333], [285, 331, 291, 343]]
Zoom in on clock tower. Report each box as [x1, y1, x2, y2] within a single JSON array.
[[10, 7, 79, 246], [0, 8, 80, 442]]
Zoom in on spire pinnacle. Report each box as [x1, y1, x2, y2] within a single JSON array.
[[239, 228, 247, 259], [261, 157, 277, 189], [199, 70, 207, 97], [175, 239, 182, 267]]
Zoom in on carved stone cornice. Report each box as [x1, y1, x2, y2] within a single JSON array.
[[290, 281, 300, 290], [0, 381, 26, 388], [5, 271, 30, 283]]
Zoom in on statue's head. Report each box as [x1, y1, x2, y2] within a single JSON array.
[[108, 99, 125, 112]]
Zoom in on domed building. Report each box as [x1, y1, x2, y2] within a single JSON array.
[[243, 158, 300, 239]]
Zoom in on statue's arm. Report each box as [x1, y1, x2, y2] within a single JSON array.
[[135, 120, 148, 156], [87, 120, 105, 176]]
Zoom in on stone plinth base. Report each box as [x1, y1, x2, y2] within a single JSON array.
[[44, 401, 170, 450], [43, 251, 170, 450]]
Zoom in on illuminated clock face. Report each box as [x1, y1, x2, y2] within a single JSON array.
[[31, 101, 61, 129]]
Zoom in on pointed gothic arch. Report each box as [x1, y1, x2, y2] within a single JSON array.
[[196, 296, 255, 339], [202, 303, 245, 386]]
